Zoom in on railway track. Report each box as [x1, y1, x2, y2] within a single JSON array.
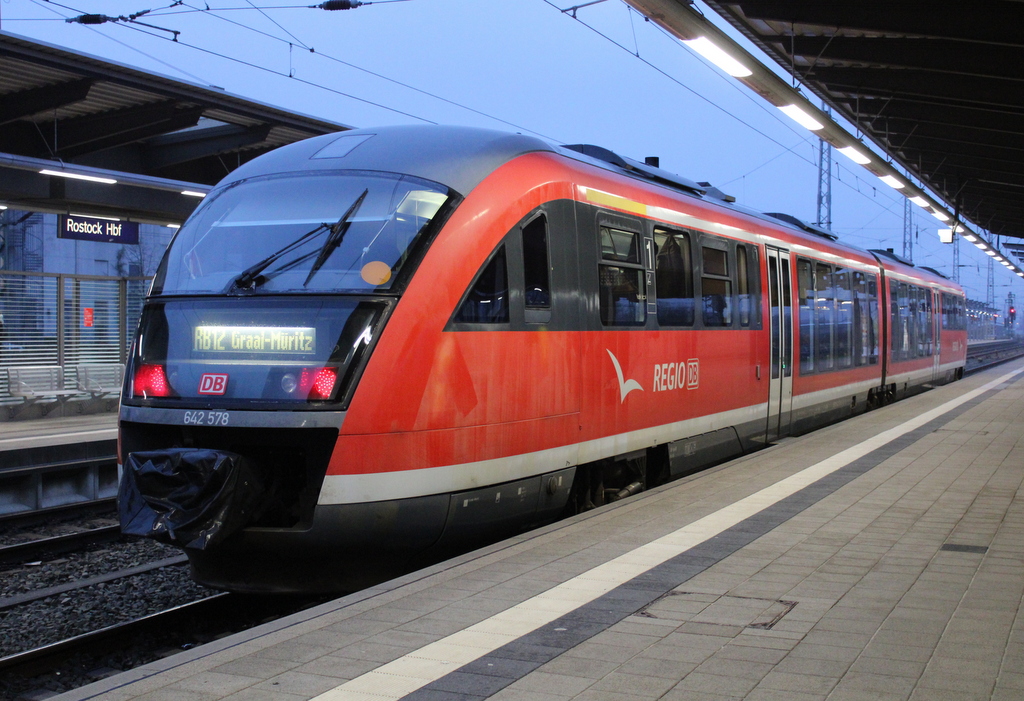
[[0, 592, 230, 680], [0, 523, 123, 566], [965, 339, 1024, 374], [0, 582, 327, 699]]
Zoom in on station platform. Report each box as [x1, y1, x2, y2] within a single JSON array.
[[57, 360, 1024, 701], [0, 413, 116, 469]]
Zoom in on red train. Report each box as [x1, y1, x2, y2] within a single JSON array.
[[118, 126, 967, 592]]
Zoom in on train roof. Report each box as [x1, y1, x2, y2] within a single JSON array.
[[218, 125, 555, 197], [215, 125, 961, 293]]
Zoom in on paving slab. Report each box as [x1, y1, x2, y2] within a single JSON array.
[[52, 360, 1024, 701]]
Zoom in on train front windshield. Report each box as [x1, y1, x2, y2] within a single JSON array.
[[129, 171, 452, 407], [152, 171, 451, 295]]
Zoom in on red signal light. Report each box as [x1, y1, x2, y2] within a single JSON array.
[[133, 363, 173, 398], [299, 366, 338, 400]]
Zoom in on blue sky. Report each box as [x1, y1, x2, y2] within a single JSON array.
[[4, 0, 1021, 309]]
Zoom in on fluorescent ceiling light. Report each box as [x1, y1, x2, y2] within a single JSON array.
[[181, 190, 206, 198], [879, 175, 905, 189], [167, 223, 181, 229], [683, 37, 752, 77], [70, 212, 120, 221], [986, 250, 997, 257], [975, 241, 988, 249], [0, 205, 7, 210], [40, 169, 117, 185], [908, 196, 929, 207], [932, 210, 950, 221], [963, 233, 978, 242], [779, 104, 824, 131], [838, 146, 871, 165]]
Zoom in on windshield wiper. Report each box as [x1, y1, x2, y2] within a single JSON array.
[[304, 189, 368, 287], [230, 221, 331, 290]]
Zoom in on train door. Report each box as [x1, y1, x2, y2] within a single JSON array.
[[766, 246, 793, 442]]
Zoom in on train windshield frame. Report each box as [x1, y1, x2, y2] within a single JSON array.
[[151, 170, 454, 296]]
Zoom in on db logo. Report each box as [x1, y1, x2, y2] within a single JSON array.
[[198, 373, 229, 395]]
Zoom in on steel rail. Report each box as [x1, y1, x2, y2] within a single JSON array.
[[0, 554, 189, 612], [0, 592, 231, 679], [0, 524, 124, 566]]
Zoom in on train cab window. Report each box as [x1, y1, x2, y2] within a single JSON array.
[[522, 215, 551, 310], [599, 226, 646, 326], [454, 246, 509, 324], [654, 228, 694, 326], [701, 245, 732, 326]]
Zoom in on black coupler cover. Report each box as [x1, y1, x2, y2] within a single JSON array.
[[119, 448, 272, 550]]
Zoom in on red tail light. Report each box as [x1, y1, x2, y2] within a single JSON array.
[[133, 363, 173, 398], [300, 366, 338, 400]]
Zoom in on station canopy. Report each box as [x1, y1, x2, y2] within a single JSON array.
[[0, 32, 348, 224], [698, 1, 1024, 244]]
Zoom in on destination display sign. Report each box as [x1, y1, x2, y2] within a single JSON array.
[[59, 214, 139, 244], [194, 326, 316, 354]]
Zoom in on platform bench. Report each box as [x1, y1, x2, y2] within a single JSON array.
[[76, 363, 125, 398], [5, 365, 78, 415]]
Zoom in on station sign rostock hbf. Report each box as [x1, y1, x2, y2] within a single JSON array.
[[59, 214, 139, 244]]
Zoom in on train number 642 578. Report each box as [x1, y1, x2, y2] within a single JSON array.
[[183, 411, 230, 426]]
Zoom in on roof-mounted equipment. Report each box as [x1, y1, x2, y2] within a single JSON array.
[[697, 181, 736, 203], [763, 212, 839, 241], [561, 144, 707, 197], [870, 248, 915, 267]]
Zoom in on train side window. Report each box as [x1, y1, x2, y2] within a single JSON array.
[[798, 258, 814, 373], [701, 244, 732, 327], [927, 288, 935, 355], [910, 285, 922, 358], [853, 271, 879, 366], [599, 225, 645, 326], [601, 226, 640, 263], [899, 282, 911, 361], [835, 268, 853, 368], [654, 228, 694, 326], [453, 245, 509, 324], [737, 245, 752, 327], [890, 280, 901, 361], [917, 287, 928, 357], [768, 254, 781, 379], [815, 262, 834, 371], [781, 256, 791, 376], [866, 274, 879, 364], [522, 214, 551, 310], [941, 293, 950, 330]]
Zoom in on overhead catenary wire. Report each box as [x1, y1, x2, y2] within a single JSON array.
[[17, 0, 1010, 298]]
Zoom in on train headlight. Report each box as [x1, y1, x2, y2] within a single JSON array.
[[281, 372, 298, 394], [133, 363, 173, 398]]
